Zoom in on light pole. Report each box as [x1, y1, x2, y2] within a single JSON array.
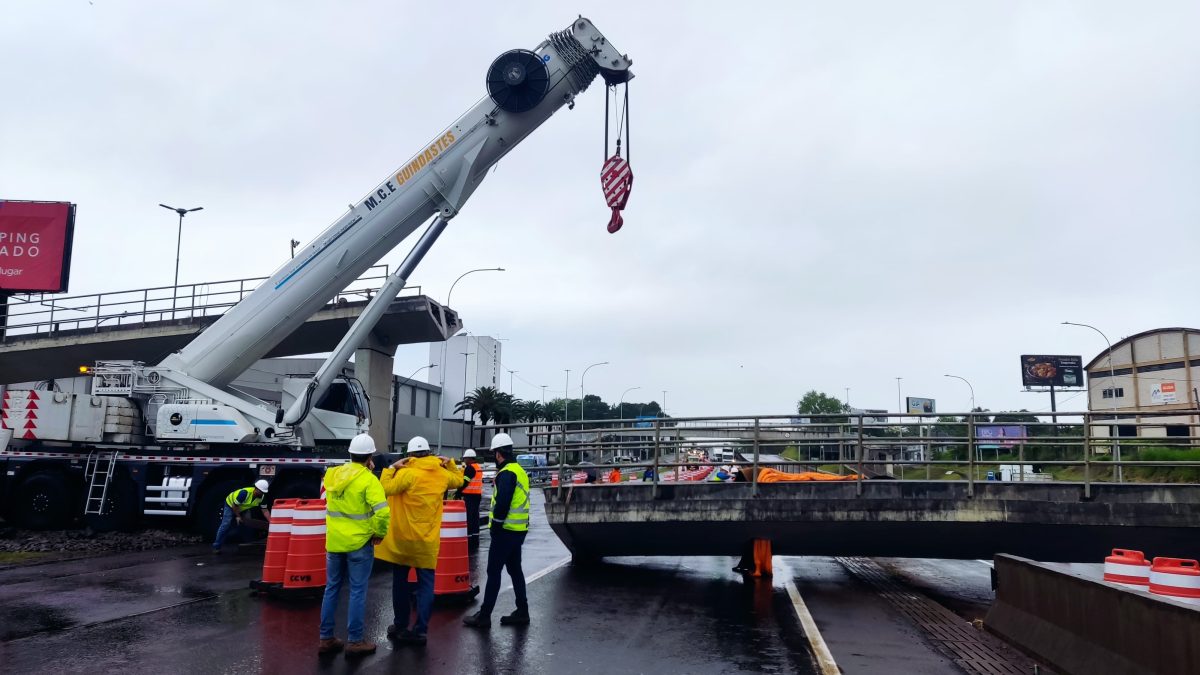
[[619, 386, 641, 421], [290, 239, 300, 258], [461, 351, 472, 422], [159, 203, 203, 318], [662, 390, 668, 417], [507, 369, 518, 395], [845, 387, 850, 407], [579, 362, 609, 422], [895, 377, 903, 414], [563, 369, 571, 429], [434, 267, 503, 452], [944, 374, 975, 411], [1063, 320, 1122, 482], [540, 385, 547, 405]]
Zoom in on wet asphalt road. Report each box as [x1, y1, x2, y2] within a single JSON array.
[[0, 489, 1019, 674]]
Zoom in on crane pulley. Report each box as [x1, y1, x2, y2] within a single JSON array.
[[602, 83, 632, 233]]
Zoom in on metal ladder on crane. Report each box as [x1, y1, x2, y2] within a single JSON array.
[[83, 450, 120, 515]]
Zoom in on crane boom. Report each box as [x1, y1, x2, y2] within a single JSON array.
[[157, 18, 633, 389]]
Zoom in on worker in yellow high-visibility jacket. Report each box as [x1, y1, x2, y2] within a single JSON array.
[[464, 433, 531, 629], [318, 434, 390, 658]]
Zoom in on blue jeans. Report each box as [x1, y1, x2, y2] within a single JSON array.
[[212, 505, 238, 549], [319, 544, 375, 642], [392, 565, 436, 635], [479, 528, 527, 616]]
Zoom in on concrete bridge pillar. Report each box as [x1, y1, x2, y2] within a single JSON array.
[[355, 333, 396, 452]]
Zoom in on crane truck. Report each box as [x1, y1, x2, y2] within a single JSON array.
[[0, 17, 632, 538]]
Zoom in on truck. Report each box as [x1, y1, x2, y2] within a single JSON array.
[[0, 18, 633, 539]]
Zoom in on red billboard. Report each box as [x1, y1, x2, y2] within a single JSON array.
[[0, 200, 76, 293]]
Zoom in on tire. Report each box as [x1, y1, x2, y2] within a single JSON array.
[[12, 470, 74, 530], [268, 473, 322, 503], [84, 476, 141, 533], [195, 477, 247, 542]]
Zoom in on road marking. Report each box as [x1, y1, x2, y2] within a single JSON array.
[[777, 560, 840, 675], [501, 555, 571, 593]]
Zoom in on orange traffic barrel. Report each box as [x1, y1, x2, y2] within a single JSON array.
[[1148, 558, 1200, 602], [261, 498, 298, 584], [551, 473, 559, 488], [408, 500, 474, 597], [283, 499, 327, 590], [1103, 549, 1151, 586]]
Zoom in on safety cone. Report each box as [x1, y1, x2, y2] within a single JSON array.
[[260, 498, 298, 584], [282, 499, 327, 597], [1148, 558, 1200, 603], [1103, 548, 1151, 586], [407, 500, 478, 602]]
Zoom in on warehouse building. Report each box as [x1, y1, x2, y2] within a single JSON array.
[[1085, 327, 1200, 438]]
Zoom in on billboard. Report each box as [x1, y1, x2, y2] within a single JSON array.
[[0, 200, 76, 293], [906, 397, 935, 414], [1020, 354, 1083, 388], [1151, 382, 1178, 405], [977, 425, 1026, 447]]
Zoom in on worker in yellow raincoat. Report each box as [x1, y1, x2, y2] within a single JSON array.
[[376, 435, 465, 646]]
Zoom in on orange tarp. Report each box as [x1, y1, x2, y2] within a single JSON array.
[[754, 468, 858, 483]]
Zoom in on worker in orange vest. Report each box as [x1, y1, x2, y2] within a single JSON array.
[[608, 467, 621, 484], [460, 448, 484, 542]]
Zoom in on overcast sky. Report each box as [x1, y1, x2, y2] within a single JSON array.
[[3, 1, 1198, 416]]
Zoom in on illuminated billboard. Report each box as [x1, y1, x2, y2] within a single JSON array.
[[1020, 355, 1084, 388], [0, 200, 76, 293]]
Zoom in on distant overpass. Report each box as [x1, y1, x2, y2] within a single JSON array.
[[0, 265, 461, 384], [544, 481, 1200, 562]]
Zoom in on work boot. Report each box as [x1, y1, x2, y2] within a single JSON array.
[[317, 638, 344, 655], [397, 629, 427, 646], [462, 611, 491, 629], [344, 641, 376, 657], [500, 608, 530, 626]]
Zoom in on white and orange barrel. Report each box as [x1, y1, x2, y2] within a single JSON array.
[[261, 498, 298, 584], [283, 499, 327, 590], [1148, 558, 1200, 602], [1103, 549, 1151, 586]]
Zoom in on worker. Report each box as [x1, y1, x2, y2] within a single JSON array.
[[318, 433, 390, 658], [460, 448, 484, 542], [642, 466, 655, 482], [710, 466, 733, 482], [608, 467, 622, 483], [376, 435, 465, 646], [463, 433, 530, 629], [212, 479, 271, 553]]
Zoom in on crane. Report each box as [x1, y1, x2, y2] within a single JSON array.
[[91, 17, 633, 447]]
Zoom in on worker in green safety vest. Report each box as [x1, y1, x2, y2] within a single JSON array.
[[463, 433, 531, 629], [212, 479, 271, 553]]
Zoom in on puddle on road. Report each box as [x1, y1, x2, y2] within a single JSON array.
[[0, 603, 78, 641]]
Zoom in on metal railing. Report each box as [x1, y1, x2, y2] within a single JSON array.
[[1, 265, 419, 340], [467, 411, 1200, 497]]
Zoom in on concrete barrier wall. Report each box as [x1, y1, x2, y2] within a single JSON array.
[[986, 554, 1200, 675]]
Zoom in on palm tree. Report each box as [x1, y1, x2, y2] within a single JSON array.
[[455, 386, 503, 447]]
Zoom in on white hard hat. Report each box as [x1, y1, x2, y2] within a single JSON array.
[[490, 433, 514, 450], [254, 479, 270, 493], [407, 436, 431, 454], [348, 433, 377, 456], [463, 449, 477, 458]]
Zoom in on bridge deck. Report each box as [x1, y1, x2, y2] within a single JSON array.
[[544, 481, 1200, 562]]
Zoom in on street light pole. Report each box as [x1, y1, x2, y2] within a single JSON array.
[[944, 374, 975, 411], [508, 369, 518, 395], [1063, 320, 1122, 482], [159, 203, 203, 319], [619, 386, 641, 421], [580, 361, 609, 422], [434, 267, 503, 452], [895, 377, 903, 414], [540, 385, 547, 405], [563, 369, 571, 429], [662, 390, 669, 417]]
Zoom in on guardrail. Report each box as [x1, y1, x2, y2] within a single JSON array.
[[465, 411, 1200, 497], [2, 265, 420, 339]]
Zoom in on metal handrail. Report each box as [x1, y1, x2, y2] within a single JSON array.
[[465, 411, 1200, 486], [2, 264, 423, 339]]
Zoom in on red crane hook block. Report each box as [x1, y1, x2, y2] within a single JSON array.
[[601, 153, 633, 233]]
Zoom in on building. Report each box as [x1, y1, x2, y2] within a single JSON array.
[[1084, 327, 1200, 438], [429, 334, 502, 422]]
